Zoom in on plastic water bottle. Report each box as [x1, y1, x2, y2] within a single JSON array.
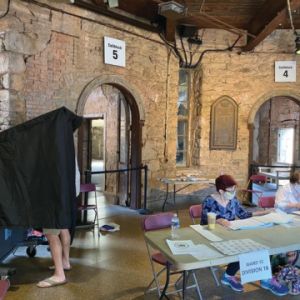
[[171, 213, 180, 239]]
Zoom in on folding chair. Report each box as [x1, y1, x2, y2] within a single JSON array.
[[258, 196, 275, 209], [78, 183, 99, 229], [240, 174, 267, 205], [189, 204, 220, 286], [142, 212, 202, 299]]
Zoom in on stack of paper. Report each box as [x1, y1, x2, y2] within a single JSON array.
[[190, 225, 223, 241], [229, 212, 293, 230], [254, 212, 293, 224]]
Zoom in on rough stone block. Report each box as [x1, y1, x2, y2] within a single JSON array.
[[4, 30, 51, 55], [0, 15, 23, 33], [0, 52, 26, 75]]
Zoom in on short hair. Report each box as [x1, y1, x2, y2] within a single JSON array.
[[290, 171, 300, 184], [215, 174, 237, 192]]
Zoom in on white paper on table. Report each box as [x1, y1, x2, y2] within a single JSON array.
[[228, 218, 268, 230], [190, 225, 223, 241], [166, 239, 197, 255], [292, 211, 300, 216], [282, 218, 300, 228], [253, 212, 293, 224], [210, 239, 269, 256], [191, 244, 224, 261]]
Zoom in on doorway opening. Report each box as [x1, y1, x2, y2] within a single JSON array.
[[251, 96, 300, 166], [77, 81, 142, 209]]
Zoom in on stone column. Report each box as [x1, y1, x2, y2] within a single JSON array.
[[0, 0, 51, 128]]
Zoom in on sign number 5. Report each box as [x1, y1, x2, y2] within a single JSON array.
[[104, 36, 126, 67], [112, 50, 118, 60]]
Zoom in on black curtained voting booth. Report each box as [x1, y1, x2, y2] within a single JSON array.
[[0, 107, 82, 229]]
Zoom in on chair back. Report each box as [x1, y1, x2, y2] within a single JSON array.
[[249, 174, 267, 184], [143, 212, 174, 232], [258, 196, 275, 208], [189, 204, 202, 224], [80, 183, 96, 193]]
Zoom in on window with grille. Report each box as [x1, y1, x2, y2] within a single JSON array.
[[176, 69, 189, 166]]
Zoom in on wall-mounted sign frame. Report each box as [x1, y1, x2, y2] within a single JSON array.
[[210, 96, 238, 150], [275, 61, 296, 82], [104, 36, 126, 67]]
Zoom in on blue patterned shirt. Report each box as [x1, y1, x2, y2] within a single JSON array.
[[201, 195, 252, 225]]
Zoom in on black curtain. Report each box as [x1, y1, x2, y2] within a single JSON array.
[[0, 107, 82, 228]]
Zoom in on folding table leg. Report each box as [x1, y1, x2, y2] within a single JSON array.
[[159, 262, 171, 300]]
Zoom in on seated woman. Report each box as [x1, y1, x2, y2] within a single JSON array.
[[275, 171, 300, 213], [201, 174, 288, 296], [271, 171, 300, 295]]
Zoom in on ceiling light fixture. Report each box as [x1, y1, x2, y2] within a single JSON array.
[[295, 34, 300, 54], [158, 1, 186, 18], [103, 0, 119, 8]]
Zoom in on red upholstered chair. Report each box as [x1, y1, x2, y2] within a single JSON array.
[[189, 204, 220, 286], [0, 280, 9, 300], [142, 212, 202, 298], [78, 183, 99, 228], [189, 204, 203, 224], [258, 196, 275, 209], [240, 174, 267, 205]]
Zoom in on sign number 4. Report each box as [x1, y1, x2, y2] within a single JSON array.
[[275, 61, 296, 82]]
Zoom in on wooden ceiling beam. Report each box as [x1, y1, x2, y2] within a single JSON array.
[[73, 0, 159, 33], [243, 0, 300, 51]]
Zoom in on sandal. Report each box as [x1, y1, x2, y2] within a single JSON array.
[[37, 277, 67, 288]]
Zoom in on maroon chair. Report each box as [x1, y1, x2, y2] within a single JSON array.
[[0, 280, 9, 300], [78, 183, 99, 228], [258, 196, 275, 209], [240, 174, 267, 204], [189, 204, 203, 224], [142, 212, 202, 298], [189, 204, 220, 286]]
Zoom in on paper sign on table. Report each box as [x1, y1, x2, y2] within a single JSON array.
[[239, 249, 272, 284]]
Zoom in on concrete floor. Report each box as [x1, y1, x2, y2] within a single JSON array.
[[2, 194, 300, 300]]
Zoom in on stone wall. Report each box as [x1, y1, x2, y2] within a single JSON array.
[[1, 0, 300, 207]]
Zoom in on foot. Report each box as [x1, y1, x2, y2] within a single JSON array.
[[221, 273, 243, 292], [37, 276, 67, 288], [260, 277, 289, 296]]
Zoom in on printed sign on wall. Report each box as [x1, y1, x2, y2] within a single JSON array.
[[275, 61, 296, 82], [104, 37, 126, 67]]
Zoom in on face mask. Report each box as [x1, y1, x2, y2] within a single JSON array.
[[224, 191, 236, 200]]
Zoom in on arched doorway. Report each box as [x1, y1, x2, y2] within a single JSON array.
[[248, 93, 300, 168], [76, 76, 145, 209]]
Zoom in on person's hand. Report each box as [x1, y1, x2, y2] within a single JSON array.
[[263, 208, 275, 214], [217, 218, 230, 227]]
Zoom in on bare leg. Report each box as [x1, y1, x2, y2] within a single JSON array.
[[37, 233, 66, 287], [59, 229, 71, 269]]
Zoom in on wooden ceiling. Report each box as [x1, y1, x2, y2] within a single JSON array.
[[73, 0, 300, 51]]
